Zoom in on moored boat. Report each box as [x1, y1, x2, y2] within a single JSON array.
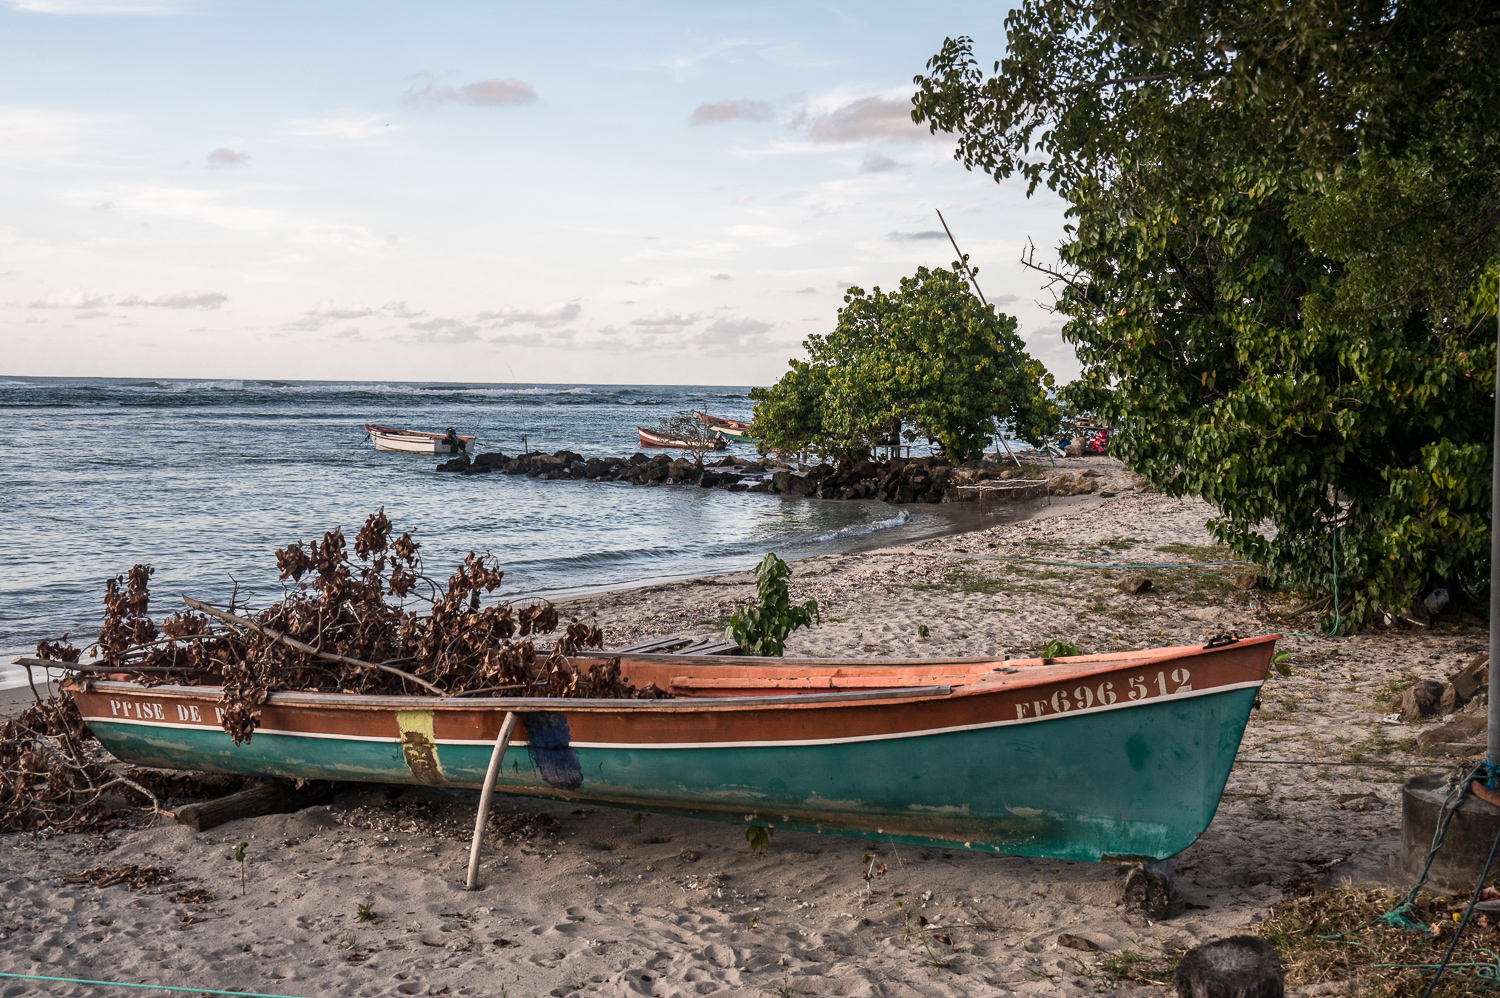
[[65, 635, 1276, 862], [364, 423, 475, 455], [698, 413, 756, 443], [637, 426, 729, 450]]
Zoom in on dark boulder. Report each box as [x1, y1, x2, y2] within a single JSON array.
[[700, 470, 742, 488], [1174, 936, 1284, 998], [528, 454, 565, 477], [471, 451, 508, 469], [1399, 680, 1446, 722], [436, 455, 471, 473]]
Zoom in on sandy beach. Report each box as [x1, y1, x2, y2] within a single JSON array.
[[1, 459, 1478, 997]]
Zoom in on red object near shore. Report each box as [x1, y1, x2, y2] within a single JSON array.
[[637, 426, 728, 450]]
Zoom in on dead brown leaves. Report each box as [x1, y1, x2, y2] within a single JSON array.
[[63, 864, 176, 890], [0, 696, 155, 833], [32, 509, 666, 749]]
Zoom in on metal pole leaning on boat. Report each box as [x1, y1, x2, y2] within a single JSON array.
[[466, 711, 519, 891]]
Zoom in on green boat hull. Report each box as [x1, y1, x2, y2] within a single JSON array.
[[90, 685, 1255, 862]]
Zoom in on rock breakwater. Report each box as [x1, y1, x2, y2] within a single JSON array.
[[437, 450, 1089, 503]]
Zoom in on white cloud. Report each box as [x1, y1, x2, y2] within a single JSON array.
[[0, 106, 119, 164], [116, 291, 228, 309], [408, 316, 479, 343], [307, 301, 377, 320], [75, 185, 383, 247], [289, 114, 393, 141], [29, 289, 108, 309], [860, 152, 899, 173], [479, 301, 580, 328], [206, 148, 250, 168], [887, 230, 947, 241], [286, 300, 417, 332], [489, 328, 575, 348], [630, 312, 698, 328], [689, 99, 772, 126], [2, 0, 188, 12], [410, 77, 538, 107], [692, 316, 773, 347], [793, 95, 925, 144]]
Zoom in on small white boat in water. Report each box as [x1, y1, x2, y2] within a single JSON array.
[[364, 423, 474, 455]]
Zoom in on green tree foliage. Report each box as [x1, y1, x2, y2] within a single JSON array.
[[724, 553, 819, 656], [912, 4, 1500, 624], [751, 266, 1057, 464]]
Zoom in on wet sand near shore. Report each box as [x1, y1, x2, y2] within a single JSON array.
[[1, 459, 1476, 997]]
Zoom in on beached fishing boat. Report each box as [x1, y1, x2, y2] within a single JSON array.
[[364, 423, 474, 455], [637, 426, 729, 450], [65, 635, 1275, 862], [698, 413, 756, 444]]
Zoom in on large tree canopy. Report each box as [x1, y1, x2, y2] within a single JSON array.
[[913, 2, 1500, 625], [751, 266, 1056, 464]]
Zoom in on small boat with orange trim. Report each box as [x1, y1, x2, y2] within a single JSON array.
[[637, 426, 729, 450], [698, 412, 756, 443], [363, 423, 474, 455], [62, 635, 1276, 862]]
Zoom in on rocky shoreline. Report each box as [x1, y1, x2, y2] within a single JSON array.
[[437, 448, 1115, 503]]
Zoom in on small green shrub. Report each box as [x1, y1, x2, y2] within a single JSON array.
[[725, 553, 819, 656], [745, 825, 774, 853]]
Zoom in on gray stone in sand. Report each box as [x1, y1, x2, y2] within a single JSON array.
[[1399, 679, 1444, 722], [1174, 935, 1284, 998]]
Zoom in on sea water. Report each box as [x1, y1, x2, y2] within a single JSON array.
[[0, 377, 974, 688]]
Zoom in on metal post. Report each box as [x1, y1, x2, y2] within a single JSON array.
[[1489, 305, 1500, 785], [465, 711, 518, 890]]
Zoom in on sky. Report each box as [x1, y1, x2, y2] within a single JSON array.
[[0, 0, 1074, 386]]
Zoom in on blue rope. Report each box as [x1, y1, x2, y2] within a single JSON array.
[[1379, 762, 1487, 935], [1419, 805, 1500, 997], [0, 971, 307, 997]]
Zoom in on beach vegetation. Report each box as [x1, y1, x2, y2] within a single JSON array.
[[1095, 947, 1178, 987], [230, 840, 247, 895], [1261, 886, 1496, 996], [724, 553, 819, 656], [912, 5, 1500, 628], [1039, 639, 1080, 658], [750, 266, 1058, 463], [744, 824, 773, 853]]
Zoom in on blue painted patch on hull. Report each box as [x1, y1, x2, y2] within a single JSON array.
[[523, 711, 582, 790]]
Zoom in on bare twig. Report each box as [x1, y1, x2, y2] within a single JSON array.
[[13, 657, 208, 676], [181, 596, 447, 696]]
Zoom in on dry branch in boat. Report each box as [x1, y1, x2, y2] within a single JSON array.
[[26, 509, 671, 748]]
